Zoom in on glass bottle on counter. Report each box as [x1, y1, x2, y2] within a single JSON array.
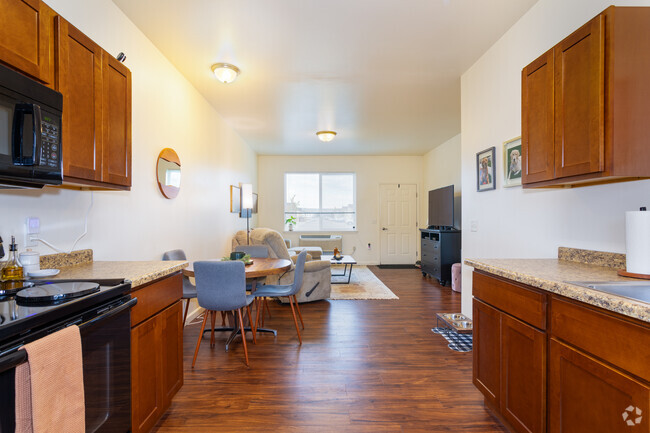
[[1, 236, 23, 280]]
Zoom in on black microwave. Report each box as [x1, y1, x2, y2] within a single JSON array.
[[0, 63, 62, 188]]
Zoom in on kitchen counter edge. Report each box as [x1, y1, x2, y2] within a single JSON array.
[[464, 258, 650, 323], [53, 260, 189, 289]]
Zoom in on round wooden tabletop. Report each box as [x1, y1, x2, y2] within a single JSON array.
[[183, 257, 292, 279]]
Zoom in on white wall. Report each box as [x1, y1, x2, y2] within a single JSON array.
[[422, 133, 461, 230], [258, 156, 423, 265], [460, 0, 650, 316], [0, 0, 257, 261]]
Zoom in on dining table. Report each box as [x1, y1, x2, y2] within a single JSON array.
[[183, 257, 293, 349]]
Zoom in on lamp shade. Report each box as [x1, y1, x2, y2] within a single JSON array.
[[241, 184, 253, 209], [211, 63, 240, 84]]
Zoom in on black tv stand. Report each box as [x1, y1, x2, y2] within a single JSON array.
[[420, 228, 461, 286]]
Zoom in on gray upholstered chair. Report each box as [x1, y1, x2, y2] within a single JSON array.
[[234, 245, 269, 258], [235, 244, 272, 322], [191, 261, 257, 367], [232, 228, 331, 303], [253, 251, 308, 344], [162, 249, 195, 326]]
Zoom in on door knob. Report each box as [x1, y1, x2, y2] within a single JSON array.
[[382, 227, 388, 231]]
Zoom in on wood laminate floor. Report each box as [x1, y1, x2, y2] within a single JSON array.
[[153, 267, 507, 432]]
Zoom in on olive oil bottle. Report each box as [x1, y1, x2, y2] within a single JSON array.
[[1, 236, 23, 280]]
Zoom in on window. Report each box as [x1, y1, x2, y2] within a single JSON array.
[[284, 173, 356, 231]]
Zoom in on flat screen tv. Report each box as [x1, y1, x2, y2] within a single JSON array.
[[428, 185, 454, 228]]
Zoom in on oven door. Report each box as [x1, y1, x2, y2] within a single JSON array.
[[80, 297, 135, 433]]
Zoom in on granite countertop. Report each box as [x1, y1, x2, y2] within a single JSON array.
[[52, 260, 188, 288], [464, 257, 650, 323]]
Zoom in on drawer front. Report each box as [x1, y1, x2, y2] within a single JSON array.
[[473, 272, 547, 330], [551, 296, 650, 382], [131, 272, 182, 327]]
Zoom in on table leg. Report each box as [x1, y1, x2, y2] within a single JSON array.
[[331, 263, 354, 284]]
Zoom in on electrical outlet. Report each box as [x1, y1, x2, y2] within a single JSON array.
[[25, 217, 39, 247], [367, 243, 371, 249]]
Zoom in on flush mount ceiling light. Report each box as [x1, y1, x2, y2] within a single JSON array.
[[211, 63, 240, 84], [316, 130, 337, 142]]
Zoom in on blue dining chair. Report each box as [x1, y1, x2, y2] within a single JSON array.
[[253, 251, 307, 344], [162, 249, 195, 326], [234, 245, 273, 323], [192, 260, 257, 367]]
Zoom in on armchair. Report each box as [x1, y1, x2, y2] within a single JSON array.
[[232, 228, 331, 303]]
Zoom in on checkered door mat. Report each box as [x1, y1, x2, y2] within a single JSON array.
[[432, 327, 473, 352]]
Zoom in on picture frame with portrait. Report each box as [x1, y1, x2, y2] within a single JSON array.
[[503, 137, 522, 187], [476, 147, 496, 192]]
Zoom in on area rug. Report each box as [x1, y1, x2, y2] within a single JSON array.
[[432, 327, 473, 352], [329, 265, 399, 300]]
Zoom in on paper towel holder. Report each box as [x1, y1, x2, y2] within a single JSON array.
[[618, 205, 650, 279]]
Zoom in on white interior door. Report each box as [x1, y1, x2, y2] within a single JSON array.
[[379, 184, 417, 265]]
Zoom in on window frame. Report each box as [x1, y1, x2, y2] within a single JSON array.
[[284, 172, 357, 232]]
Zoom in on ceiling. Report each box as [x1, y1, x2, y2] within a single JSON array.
[[113, 0, 538, 156]]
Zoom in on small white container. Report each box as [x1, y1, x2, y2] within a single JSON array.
[[19, 249, 40, 275]]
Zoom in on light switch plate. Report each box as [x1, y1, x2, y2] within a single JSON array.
[[25, 217, 40, 247], [470, 220, 478, 232]]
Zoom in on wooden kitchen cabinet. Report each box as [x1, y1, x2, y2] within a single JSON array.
[[522, 6, 650, 188], [473, 299, 501, 409], [131, 273, 183, 433], [472, 272, 546, 433], [131, 312, 163, 433], [549, 339, 649, 433], [0, 0, 55, 85], [473, 270, 650, 433], [56, 17, 132, 190], [57, 18, 103, 183]]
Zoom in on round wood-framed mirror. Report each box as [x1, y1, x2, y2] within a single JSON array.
[[156, 148, 181, 199]]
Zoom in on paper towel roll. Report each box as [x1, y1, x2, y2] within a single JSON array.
[[626, 210, 650, 274]]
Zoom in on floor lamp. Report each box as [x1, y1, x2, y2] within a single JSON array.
[[241, 183, 253, 245]]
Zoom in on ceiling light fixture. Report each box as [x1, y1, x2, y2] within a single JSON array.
[[316, 130, 337, 142], [211, 63, 240, 84]]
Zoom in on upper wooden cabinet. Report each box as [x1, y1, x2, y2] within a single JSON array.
[[522, 7, 650, 188], [56, 18, 132, 189], [0, 0, 55, 85]]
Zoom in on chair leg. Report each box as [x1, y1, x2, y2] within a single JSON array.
[[287, 296, 302, 345], [236, 308, 249, 366], [255, 298, 262, 329], [264, 298, 272, 319], [221, 311, 226, 326], [210, 311, 216, 348], [293, 295, 305, 330], [246, 305, 257, 344], [182, 299, 190, 327], [192, 313, 209, 368]]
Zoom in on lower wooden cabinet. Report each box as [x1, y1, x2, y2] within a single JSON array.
[[130, 274, 183, 433], [473, 294, 546, 433], [501, 314, 546, 433], [131, 312, 163, 433], [473, 299, 501, 408], [473, 271, 650, 433], [549, 339, 649, 433]]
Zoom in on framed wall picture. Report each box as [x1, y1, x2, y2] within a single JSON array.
[[503, 137, 522, 187], [252, 192, 259, 214], [230, 185, 241, 213], [476, 147, 496, 192]]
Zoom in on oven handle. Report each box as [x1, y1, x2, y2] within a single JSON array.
[[0, 350, 27, 375], [0, 297, 137, 374], [79, 297, 137, 331]]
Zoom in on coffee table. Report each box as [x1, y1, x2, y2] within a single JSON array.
[[322, 254, 357, 284]]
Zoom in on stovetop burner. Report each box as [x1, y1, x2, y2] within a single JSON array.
[[0, 280, 34, 296], [15, 282, 100, 305]]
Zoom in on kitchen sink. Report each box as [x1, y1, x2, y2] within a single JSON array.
[[567, 281, 650, 304]]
